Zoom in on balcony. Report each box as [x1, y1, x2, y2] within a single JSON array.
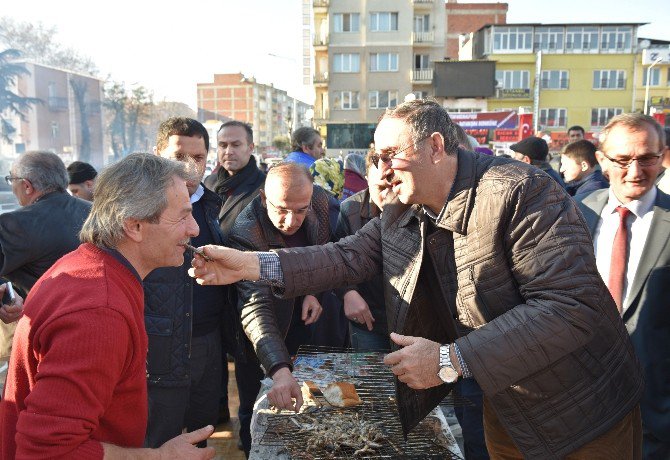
[[314, 108, 330, 122], [412, 31, 434, 44], [411, 68, 433, 83], [48, 97, 68, 111], [313, 0, 328, 11], [495, 88, 531, 99], [313, 35, 329, 48], [313, 72, 329, 86], [412, 0, 433, 7]]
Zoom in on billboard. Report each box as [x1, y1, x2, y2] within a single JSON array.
[[434, 61, 495, 98]]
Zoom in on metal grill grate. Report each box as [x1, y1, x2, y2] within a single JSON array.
[[258, 345, 464, 459]]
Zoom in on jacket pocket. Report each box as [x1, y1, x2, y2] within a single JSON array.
[[145, 314, 173, 375]]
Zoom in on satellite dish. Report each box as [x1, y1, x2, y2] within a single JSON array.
[[639, 39, 651, 49]]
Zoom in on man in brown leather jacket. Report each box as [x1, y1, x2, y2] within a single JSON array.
[[191, 100, 644, 459]]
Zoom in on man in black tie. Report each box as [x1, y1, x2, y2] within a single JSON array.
[[576, 113, 670, 459]]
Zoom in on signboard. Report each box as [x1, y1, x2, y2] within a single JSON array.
[[499, 88, 531, 99], [642, 48, 670, 65], [448, 111, 518, 130]]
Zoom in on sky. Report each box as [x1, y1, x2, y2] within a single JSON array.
[[2, 0, 669, 110]]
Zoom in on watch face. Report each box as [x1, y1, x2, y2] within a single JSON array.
[[439, 366, 459, 383]]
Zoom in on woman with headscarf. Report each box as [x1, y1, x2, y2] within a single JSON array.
[[341, 153, 367, 200]]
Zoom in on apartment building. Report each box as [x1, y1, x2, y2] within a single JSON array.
[[634, 39, 670, 122], [444, 1, 507, 59], [0, 62, 105, 168], [468, 23, 644, 134], [312, 0, 445, 154], [196, 73, 312, 152]]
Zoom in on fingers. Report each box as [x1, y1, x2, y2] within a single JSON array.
[[293, 387, 304, 413], [200, 447, 216, 459], [389, 332, 415, 347], [181, 425, 215, 444], [383, 349, 401, 366]]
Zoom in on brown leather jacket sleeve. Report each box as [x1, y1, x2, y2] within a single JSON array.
[[455, 174, 606, 396], [277, 217, 383, 298]]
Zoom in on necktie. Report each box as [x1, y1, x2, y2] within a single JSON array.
[[608, 206, 631, 313]]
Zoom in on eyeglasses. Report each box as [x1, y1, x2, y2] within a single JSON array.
[[600, 151, 663, 169], [369, 135, 430, 168], [266, 197, 311, 217], [4, 175, 25, 185]]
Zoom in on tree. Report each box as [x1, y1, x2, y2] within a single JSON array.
[[272, 135, 291, 153], [103, 81, 155, 160], [0, 48, 41, 142]]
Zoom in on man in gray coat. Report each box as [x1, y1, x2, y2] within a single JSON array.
[[191, 100, 643, 459]]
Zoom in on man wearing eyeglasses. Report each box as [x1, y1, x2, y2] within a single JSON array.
[[0, 151, 91, 295], [227, 161, 331, 456], [191, 99, 644, 459], [576, 113, 670, 459]]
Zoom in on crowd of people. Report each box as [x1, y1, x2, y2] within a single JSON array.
[[0, 99, 668, 460]]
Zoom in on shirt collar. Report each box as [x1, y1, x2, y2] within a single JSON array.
[[190, 184, 205, 204], [604, 186, 657, 219], [102, 248, 142, 282]]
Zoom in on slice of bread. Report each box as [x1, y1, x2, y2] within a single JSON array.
[[301, 381, 322, 407], [322, 382, 363, 407]]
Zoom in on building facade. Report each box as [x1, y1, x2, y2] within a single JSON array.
[[196, 73, 312, 153], [0, 62, 105, 168], [444, 1, 507, 59], [634, 39, 670, 123], [469, 23, 644, 135]]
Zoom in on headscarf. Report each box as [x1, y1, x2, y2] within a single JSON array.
[[309, 158, 344, 200]]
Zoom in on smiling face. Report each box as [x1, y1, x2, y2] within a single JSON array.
[[597, 123, 663, 204], [217, 125, 254, 175], [158, 135, 207, 195]]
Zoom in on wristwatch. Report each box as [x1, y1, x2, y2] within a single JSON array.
[[438, 344, 459, 384]]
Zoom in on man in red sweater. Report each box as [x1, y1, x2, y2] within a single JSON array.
[[0, 154, 215, 459]]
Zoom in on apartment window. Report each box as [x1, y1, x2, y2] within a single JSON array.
[[496, 70, 530, 89], [51, 122, 59, 139], [370, 12, 398, 32], [412, 91, 429, 99], [593, 70, 626, 89], [642, 67, 661, 86], [333, 13, 359, 32], [370, 53, 398, 72], [414, 54, 430, 69], [600, 26, 632, 52], [591, 108, 623, 127], [333, 53, 360, 73], [333, 91, 359, 110], [413, 15, 429, 32], [369, 90, 398, 109], [539, 108, 567, 128], [48, 82, 57, 98], [541, 70, 569, 89], [535, 27, 564, 52], [565, 26, 599, 53], [493, 26, 533, 52]]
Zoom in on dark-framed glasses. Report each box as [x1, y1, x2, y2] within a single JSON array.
[[4, 175, 25, 185], [601, 151, 663, 169], [369, 135, 431, 168], [266, 197, 311, 217]]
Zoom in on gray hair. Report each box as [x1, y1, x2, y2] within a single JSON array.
[[599, 113, 665, 152], [14, 151, 68, 193], [291, 127, 321, 152], [383, 99, 460, 155], [80, 153, 190, 248]]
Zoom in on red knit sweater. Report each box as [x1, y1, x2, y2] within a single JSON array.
[[0, 243, 147, 459]]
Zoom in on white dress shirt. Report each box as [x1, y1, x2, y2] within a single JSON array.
[[593, 187, 657, 312], [190, 184, 205, 204]]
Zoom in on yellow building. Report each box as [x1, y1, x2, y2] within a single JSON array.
[[471, 23, 646, 134], [634, 40, 670, 121]]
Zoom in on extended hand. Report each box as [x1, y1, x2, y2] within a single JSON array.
[[343, 290, 374, 331], [188, 245, 259, 286], [158, 425, 216, 458], [301, 295, 323, 325], [383, 333, 442, 389], [268, 367, 303, 413], [0, 286, 23, 324]]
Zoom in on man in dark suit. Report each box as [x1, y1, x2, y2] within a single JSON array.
[[576, 113, 669, 460]]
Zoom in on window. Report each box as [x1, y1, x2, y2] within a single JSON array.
[[565, 26, 599, 53], [492, 26, 533, 52], [539, 108, 567, 128], [414, 54, 430, 70], [642, 67, 661, 86], [51, 122, 59, 139], [333, 53, 360, 73], [534, 27, 564, 52], [369, 90, 398, 109], [333, 13, 359, 32], [541, 70, 569, 89], [413, 15, 429, 32], [600, 26, 632, 52], [495, 70, 530, 89], [370, 12, 398, 32], [591, 108, 623, 127], [593, 70, 626, 89], [333, 91, 359, 110], [370, 53, 398, 72], [412, 91, 429, 100]]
